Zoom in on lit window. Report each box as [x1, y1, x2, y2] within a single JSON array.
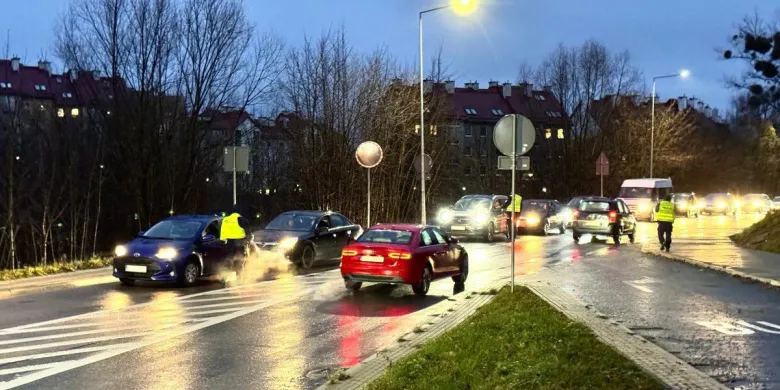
[[491, 108, 504, 116], [536, 94, 546, 100], [557, 129, 564, 139], [6, 82, 11, 88], [71, 108, 80, 117], [57, 108, 65, 118], [107, 110, 112, 115], [430, 125, 438, 136], [39, 104, 45, 110], [0, 82, 5, 88], [464, 108, 477, 115], [415, 124, 420, 134], [545, 129, 551, 139], [35, 85, 47, 91], [62, 92, 73, 98]]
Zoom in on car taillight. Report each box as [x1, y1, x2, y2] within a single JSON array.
[[608, 211, 617, 223], [341, 249, 358, 257], [388, 252, 411, 260], [572, 211, 579, 220]]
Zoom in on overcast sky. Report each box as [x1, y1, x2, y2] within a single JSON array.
[[2, 0, 777, 111]]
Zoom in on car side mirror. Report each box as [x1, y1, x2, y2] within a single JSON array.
[[202, 234, 216, 241], [136, 230, 146, 237]]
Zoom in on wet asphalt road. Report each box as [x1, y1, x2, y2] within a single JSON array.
[[0, 215, 778, 389]]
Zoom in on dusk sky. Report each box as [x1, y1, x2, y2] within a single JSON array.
[[1, 0, 777, 112]]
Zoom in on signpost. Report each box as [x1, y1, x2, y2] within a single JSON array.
[[413, 153, 433, 181], [497, 156, 530, 171], [596, 152, 609, 197], [223, 146, 250, 206], [356, 141, 384, 227], [493, 114, 536, 292]]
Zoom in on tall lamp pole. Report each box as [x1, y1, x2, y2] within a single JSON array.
[[650, 69, 689, 178], [418, 0, 475, 224]]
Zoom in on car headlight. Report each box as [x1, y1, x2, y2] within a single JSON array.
[[526, 215, 540, 226], [438, 210, 453, 224], [735, 200, 742, 208], [752, 201, 759, 207], [679, 202, 687, 210], [639, 203, 649, 212], [717, 202, 726, 209], [114, 245, 128, 257], [278, 237, 298, 251], [155, 247, 178, 260], [472, 213, 489, 225]]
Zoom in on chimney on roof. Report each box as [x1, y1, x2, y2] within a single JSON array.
[[677, 96, 688, 111], [423, 79, 433, 94], [712, 108, 719, 120], [488, 80, 499, 88], [502, 82, 512, 98], [69, 69, 78, 81], [444, 80, 455, 94], [523, 83, 533, 97], [38, 60, 52, 75], [695, 100, 704, 111], [543, 85, 552, 92], [11, 57, 20, 72], [465, 81, 479, 90]]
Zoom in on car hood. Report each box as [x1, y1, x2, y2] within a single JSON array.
[[253, 229, 309, 244], [124, 238, 192, 257], [449, 209, 489, 217]]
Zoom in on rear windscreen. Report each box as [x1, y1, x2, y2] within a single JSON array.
[[619, 187, 655, 198], [579, 201, 611, 212], [357, 229, 413, 245]]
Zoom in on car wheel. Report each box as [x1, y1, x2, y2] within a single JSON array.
[[452, 255, 469, 284], [119, 278, 135, 286], [485, 223, 494, 242], [542, 219, 551, 236], [299, 244, 316, 269], [345, 280, 362, 291], [178, 261, 199, 287], [412, 267, 432, 296]]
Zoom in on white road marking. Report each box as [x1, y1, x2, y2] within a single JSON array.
[[623, 277, 659, 293], [0, 343, 136, 365], [0, 321, 192, 346], [695, 320, 756, 335], [184, 299, 264, 310], [0, 330, 162, 355], [0, 361, 76, 376], [737, 320, 780, 334]]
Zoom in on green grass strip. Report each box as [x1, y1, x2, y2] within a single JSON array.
[[0, 258, 111, 281]]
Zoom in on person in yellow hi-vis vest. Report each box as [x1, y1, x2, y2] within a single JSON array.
[[220, 207, 250, 282], [505, 194, 522, 233], [654, 195, 675, 252]]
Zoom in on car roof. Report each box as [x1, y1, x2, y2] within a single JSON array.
[[279, 210, 332, 216], [165, 214, 218, 223], [744, 194, 766, 197], [581, 196, 614, 202], [460, 194, 506, 200], [705, 193, 730, 196], [621, 178, 673, 188], [523, 199, 556, 203], [371, 223, 424, 232]]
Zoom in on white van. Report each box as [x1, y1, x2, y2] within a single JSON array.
[[618, 178, 673, 221]]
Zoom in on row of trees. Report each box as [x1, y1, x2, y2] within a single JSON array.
[[0, 2, 777, 270]]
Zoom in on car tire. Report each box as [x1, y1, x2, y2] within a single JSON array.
[[452, 255, 469, 284], [119, 278, 135, 286], [412, 266, 432, 296], [178, 261, 199, 287], [485, 223, 494, 242], [298, 244, 316, 269], [542, 219, 551, 236], [345, 280, 362, 291]]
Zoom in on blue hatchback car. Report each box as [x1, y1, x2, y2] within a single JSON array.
[[112, 215, 237, 287]]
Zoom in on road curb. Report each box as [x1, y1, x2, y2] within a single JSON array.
[[0, 267, 112, 299], [317, 281, 505, 390], [525, 280, 729, 390], [640, 247, 780, 289]]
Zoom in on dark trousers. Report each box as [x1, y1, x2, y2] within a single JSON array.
[[657, 222, 673, 249], [226, 238, 247, 271]]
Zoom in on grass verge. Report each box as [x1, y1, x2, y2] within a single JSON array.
[[731, 210, 780, 254], [0, 257, 112, 281], [367, 287, 663, 390]]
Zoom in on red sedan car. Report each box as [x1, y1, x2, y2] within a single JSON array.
[[340, 224, 469, 296]]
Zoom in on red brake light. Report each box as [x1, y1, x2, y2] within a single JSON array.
[[608, 211, 617, 223], [341, 249, 358, 257], [572, 210, 579, 219], [388, 252, 412, 260]]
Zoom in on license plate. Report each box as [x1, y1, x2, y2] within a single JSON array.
[[451, 226, 466, 231], [360, 255, 384, 263], [584, 221, 602, 228], [125, 265, 147, 273]]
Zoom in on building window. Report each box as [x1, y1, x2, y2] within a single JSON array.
[[464, 126, 472, 137], [480, 166, 487, 175], [557, 129, 564, 139], [464, 146, 472, 156], [464, 108, 477, 115], [71, 108, 80, 117], [0, 82, 6, 88], [430, 125, 438, 136], [491, 108, 504, 116], [415, 124, 420, 135], [0, 82, 11, 88], [63, 92, 73, 98], [35, 85, 47, 91], [535, 94, 546, 101], [464, 166, 472, 175], [545, 129, 551, 139], [57, 108, 65, 118], [479, 127, 487, 137]]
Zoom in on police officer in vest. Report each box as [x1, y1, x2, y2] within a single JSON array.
[[654, 195, 675, 252], [220, 206, 250, 276], [505, 194, 522, 235]]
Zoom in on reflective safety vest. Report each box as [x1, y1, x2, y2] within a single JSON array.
[[506, 195, 523, 213], [656, 201, 675, 223], [220, 213, 246, 240]]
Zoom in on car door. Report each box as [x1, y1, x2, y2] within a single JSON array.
[[420, 228, 448, 274], [492, 197, 508, 233], [432, 228, 459, 272], [329, 214, 355, 253], [619, 200, 634, 232], [312, 215, 338, 260], [199, 220, 229, 275]]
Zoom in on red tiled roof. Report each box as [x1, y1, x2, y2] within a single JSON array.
[[201, 109, 250, 131], [444, 83, 568, 127], [0, 59, 114, 107]]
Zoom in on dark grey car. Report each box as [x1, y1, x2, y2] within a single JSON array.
[[438, 195, 510, 242]]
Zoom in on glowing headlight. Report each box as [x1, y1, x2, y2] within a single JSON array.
[[114, 245, 128, 257], [717, 202, 727, 209], [752, 201, 760, 208], [639, 203, 649, 212], [438, 209, 453, 224], [526, 215, 540, 226], [679, 202, 687, 210], [697, 201, 705, 208], [155, 247, 178, 260], [735, 200, 742, 208], [472, 213, 489, 225], [278, 237, 298, 251]]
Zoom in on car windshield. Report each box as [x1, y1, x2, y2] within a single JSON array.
[[357, 229, 413, 245], [266, 213, 318, 231], [143, 220, 203, 239], [705, 193, 728, 201], [775, 197, 780, 202], [567, 197, 585, 208], [521, 201, 548, 215], [672, 194, 690, 202], [619, 187, 654, 198], [453, 197, 492, 212], [579, 201, 611, 212]]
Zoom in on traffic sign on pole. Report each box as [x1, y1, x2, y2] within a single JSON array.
[[497, 156, 530, 171], [493, 114, 536, 157], [356, 141, 384, 227], [596, 152, 609, 197], [413, 153, 433, 174]]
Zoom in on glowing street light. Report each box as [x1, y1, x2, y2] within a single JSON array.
[[650, 69, 690, 177], [418, 0, 478, 224]]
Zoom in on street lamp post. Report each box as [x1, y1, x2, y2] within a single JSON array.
[[650, 69, 689, 178], [419, 0, 475, 224]]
